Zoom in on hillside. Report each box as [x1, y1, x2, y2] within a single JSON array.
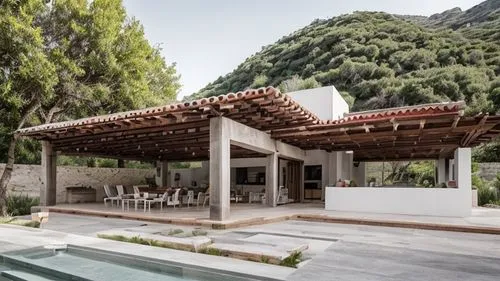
[[187, 1, 500, 115], [406, 0, 500, 42]]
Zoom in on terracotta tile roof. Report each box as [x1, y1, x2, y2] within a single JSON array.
[[17, 86, 320, 135], [318, 101, 466, 125]]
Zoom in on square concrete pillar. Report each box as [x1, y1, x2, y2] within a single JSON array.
[[352, 162, 366, 186], [299, 161, 305, 203], [340, 152, 353, 180], [329, 152, 344, 183], [156, 160, 168, 187], [41, 141, 57, 206], [454, 147, 472, 216], [209, 117, 231, 221], [266, 153, 278, 207], [449, 159, 455, 181], [437, 158, 447, 185]]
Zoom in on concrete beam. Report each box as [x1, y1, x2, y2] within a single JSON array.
[[209, 117, 307, 221], [276, 141, 306, 161], [41, 141, 57, 206]]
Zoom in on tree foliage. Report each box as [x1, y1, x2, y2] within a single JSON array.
[[0, 0, 181, 164], [0, 0, 180, 213]]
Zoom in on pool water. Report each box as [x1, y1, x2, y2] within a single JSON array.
[[0, 245, 272, 281]]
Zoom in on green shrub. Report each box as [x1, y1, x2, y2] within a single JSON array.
[[478, 185, 498, 206], [7, 195, 39, 216]]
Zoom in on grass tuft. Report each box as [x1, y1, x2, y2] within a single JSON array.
[[198, 247, 223, 256], [280, 251, 302, 268], [167, 229, 184, 236]]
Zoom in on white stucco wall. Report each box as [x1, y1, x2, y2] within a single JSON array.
[[287, 85, 349, 120], [325, 148, 473, 217], [325, 187, 470, 217]]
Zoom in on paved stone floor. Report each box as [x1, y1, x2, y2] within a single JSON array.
[[50, 202, 500, 228], [244, 220, 500, 281], [23, 213, 500, 281]]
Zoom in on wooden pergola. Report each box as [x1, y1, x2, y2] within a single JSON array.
[[273, 102, 500, 161], [17, 87, 500, 162], [17, 87, 319, 161], [16, 86, 500, 220]]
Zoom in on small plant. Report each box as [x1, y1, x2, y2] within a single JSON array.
[[280, 251, 302, 268], [7, 194, 40, 216], [199, 247, 223, 256], [0, 217, 40, 228], [192, 229, 207, 236], [261, 256, 270, 264], [168, 229, 184, 236], [97, 234, 128, 242]]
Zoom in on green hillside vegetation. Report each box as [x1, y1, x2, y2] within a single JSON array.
[[188, 9, 500, 115], [410, 0, 500, 42]]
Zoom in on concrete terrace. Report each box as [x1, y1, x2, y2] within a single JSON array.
[[3, 214, 500, 281], [43, 203, 500, 233]]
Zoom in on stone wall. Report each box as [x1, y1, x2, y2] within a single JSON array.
[[0, 164, 155, 203], [478, 163, 500, 181]]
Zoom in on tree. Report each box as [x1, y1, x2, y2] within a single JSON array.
[[0, 0, 58, 215], [0, 0, 181, 213]]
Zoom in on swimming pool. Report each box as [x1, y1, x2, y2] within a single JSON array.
[[0, 244, 278, 281]]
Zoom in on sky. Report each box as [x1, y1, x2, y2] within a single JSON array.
[[123, 0, 484, 99]]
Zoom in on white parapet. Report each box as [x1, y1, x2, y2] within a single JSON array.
[[325, 148, 473, 217], [325, 186, 471, 217], [287, 86, 349, 121]]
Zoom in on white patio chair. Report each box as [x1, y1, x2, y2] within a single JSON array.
[[167, 189, 180, 208], [114, 185, 127, 207], [133, 185, 141, 195], [146, 192, 169, 211], [203, 193, 210, 207], [104, 185, 120, 207], [277, 186, 289, 205], [186, 190, 194, 207], [196, 192, 205, 208]]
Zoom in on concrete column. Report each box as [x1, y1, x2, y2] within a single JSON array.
[[352, 162, 366, 186], [299, 161, 305, 203], [454, 147, 472, 216], [449, 159, 455, 181], [156, 160, 168, 187], [41, 141, 57, 206], [209, 117, 231, 221], [340, 152, 353, 180], [266, 153, 278, 207], [437, 158, 447, 185]]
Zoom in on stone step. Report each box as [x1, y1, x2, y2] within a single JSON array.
[[1, 270, 58, 281], [96, 229, 212, 251]]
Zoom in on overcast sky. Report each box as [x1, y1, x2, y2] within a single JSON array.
[[122, 0, 483, 99]]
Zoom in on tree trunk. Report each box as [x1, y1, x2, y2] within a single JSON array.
[[0, 100, 40, 216], [0, 136, 17, 216]]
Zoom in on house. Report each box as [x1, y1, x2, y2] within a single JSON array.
[[17, 86, 500, 220]]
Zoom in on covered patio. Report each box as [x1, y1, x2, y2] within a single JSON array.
[[17, 86, 500, 221]]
